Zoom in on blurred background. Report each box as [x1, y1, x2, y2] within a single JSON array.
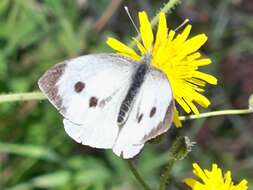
[[0, 0, 252, 189]]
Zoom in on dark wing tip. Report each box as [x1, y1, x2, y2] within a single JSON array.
[[38, 62, 66, 91], [38, 62, 67, 113]]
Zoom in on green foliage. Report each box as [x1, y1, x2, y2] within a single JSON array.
[[0, 0, 252, 189]]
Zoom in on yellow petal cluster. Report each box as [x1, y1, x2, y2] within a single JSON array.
[[184, 163, 248, 190], [107, 11, 218, 127]]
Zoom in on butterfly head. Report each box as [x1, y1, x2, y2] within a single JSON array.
[[140, 51, 152, 66]]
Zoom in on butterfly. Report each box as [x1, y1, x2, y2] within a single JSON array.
[[38, 53, 174, 159]]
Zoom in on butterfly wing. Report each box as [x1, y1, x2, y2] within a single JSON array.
[[113, 67, 174, 159], [38, 54, 136, 148]]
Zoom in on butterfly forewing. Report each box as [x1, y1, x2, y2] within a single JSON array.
[[38, 54, 136, 148]]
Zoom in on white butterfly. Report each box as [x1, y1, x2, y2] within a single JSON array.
[[38, 53, 174, 159]]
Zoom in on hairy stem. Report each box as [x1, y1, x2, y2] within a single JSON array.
[[126, 160, 152, 190], [159, 156, 175, 190], [159, 136, 191, 190], [150, 0, 181, 27]]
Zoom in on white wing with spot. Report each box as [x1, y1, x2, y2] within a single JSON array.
[[38, 54, 136, 149], [113, 67, 174, 159]]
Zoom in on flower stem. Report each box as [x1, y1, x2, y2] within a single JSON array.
[[159, 136, 192, 190], [0, 92, 46, 103], [126, 160, 152, 190], [150, 0, 182, 27], [159, 158, 175, 190], [179, 109, 253, 121]]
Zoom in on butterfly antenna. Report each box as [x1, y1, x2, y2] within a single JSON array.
[[175, 19, 189, 32], [124, 6, 140, 36]]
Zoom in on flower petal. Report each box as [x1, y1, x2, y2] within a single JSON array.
[[194, 92, 211, 108], [192, 163, 209, 183], [139, 11, 154, 50], [184, 178, 205, 189], [236, 180, 248, 189], [191, 58, 212, 66], [193, 71, 218, 85], [180, 24, 192, 42], [181, 34, 208, 56], [173, 108, 182, 128], [106, 37, 140, 60], [153, 12, 168, 53], [187, 52, 201, 61], [186, 100, 200, 114], [187, 78, 207, 87], [185, 163, 248, 190], [176, 97, 191, 113]]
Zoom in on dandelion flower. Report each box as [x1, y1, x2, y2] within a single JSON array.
[[107, 11, 217, 127], [184, 163, 248, 190]]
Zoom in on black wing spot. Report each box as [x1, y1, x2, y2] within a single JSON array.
[[150, 107, 156, 118], [89, 97, 98, 107], [74, 81, 85, 93]]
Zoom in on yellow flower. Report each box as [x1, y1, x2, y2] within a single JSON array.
[[184, 163, 248, 190], [106, 11, 217, 127]]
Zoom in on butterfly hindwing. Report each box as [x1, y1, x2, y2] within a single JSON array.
[[113, 67, 174, 159], [39, 54, 136, 148]]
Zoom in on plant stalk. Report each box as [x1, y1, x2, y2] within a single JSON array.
[[179, 109, 253, 121], [159, 136, 192, 190], [0, 92, 46, 103], [126, 160, 152, 190]]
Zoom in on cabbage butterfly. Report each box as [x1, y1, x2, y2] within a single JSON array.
[[38, 53, 174, 159]]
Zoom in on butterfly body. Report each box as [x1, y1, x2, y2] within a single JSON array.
[[38, 53, 174, 158], [117, 58, 149, 126]]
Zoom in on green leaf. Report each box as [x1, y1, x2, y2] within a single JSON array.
[[31, 171, 71, 188], [7, 171, 71, 190], [0, 142, 61, 162]]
